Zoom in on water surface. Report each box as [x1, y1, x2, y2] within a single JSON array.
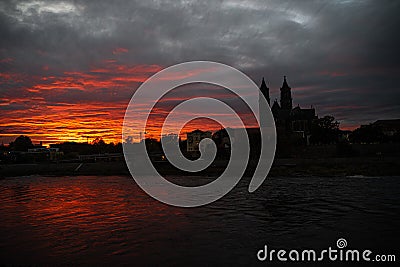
[[0, 175, 399, 265]]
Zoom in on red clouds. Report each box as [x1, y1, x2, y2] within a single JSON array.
[[1, 59, 257, 145], [112, 47, 129, 55], [0, 60, 163, 145], [0, 58, 14, 64], [318, 70, 347, 77]]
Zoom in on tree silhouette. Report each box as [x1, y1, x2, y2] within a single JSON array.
[[310, 116, 340, 144], [9, 135, 34, 151], [92, 137, 107, 153], [91, 137, 106, 146], [350, 125, 385, 144]]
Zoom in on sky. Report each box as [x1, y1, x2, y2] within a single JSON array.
[[1, 0, 399, 144]]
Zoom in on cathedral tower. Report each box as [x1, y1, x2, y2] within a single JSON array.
[[259, 77, 270, 127], [259, 77, 270, 106], [280, 76, 292, 110]]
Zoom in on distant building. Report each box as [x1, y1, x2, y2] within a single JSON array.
[[161, 133, 179, 157], [27, 147, 63, 161], [370, 119, 400, 136], [212, 128, 231, 151], [161, 133, 178, 145], [187, 130, 212, 152], [261, 76, 317, 141], [212, 127, 261, 159], [28, 147, 59, 153]]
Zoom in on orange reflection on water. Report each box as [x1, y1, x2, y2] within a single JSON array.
[[0, 175, 194, 264]]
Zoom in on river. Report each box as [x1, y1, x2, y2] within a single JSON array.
[[0, 175, 399, 265]]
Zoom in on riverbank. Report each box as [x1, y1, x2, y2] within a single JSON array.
[[1, 156, 399, 178]]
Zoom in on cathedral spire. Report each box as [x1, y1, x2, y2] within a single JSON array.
[[280, 75, 292, 110], [259, 77, 271, 127], [283, 75, 288, 87], [259, 77, 270, 106]]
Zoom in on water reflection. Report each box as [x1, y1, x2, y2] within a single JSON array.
[[0, 175, 399, 265]]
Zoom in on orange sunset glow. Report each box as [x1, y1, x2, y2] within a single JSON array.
[[0, 57, 258, 145], [1, 57, 163, 145]]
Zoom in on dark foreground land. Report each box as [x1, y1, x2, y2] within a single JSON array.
[[1, 156, 399, 178]]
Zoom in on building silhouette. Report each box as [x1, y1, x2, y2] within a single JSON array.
[[187, 130, 212, 152], [186, 76, 317, 155], [261, 76, 317, 141], [370, 119, 400, 136]]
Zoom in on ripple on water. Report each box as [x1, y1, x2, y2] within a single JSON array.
[[0, 175, 399, 265]]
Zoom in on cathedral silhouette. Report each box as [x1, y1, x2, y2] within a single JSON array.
[[259, 76, 317, 142]]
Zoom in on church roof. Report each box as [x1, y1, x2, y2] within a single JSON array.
[[290, 107, 316, 120], [271, 99, 280, 110]]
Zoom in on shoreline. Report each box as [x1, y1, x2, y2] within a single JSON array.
[[1, 156, 399, 178]]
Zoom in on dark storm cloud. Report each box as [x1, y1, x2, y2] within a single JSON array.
[[0, 0, 399, 129]]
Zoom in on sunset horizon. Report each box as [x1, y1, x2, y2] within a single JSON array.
[[0, 67, 383, 146], [2, 0, 399, 145]]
